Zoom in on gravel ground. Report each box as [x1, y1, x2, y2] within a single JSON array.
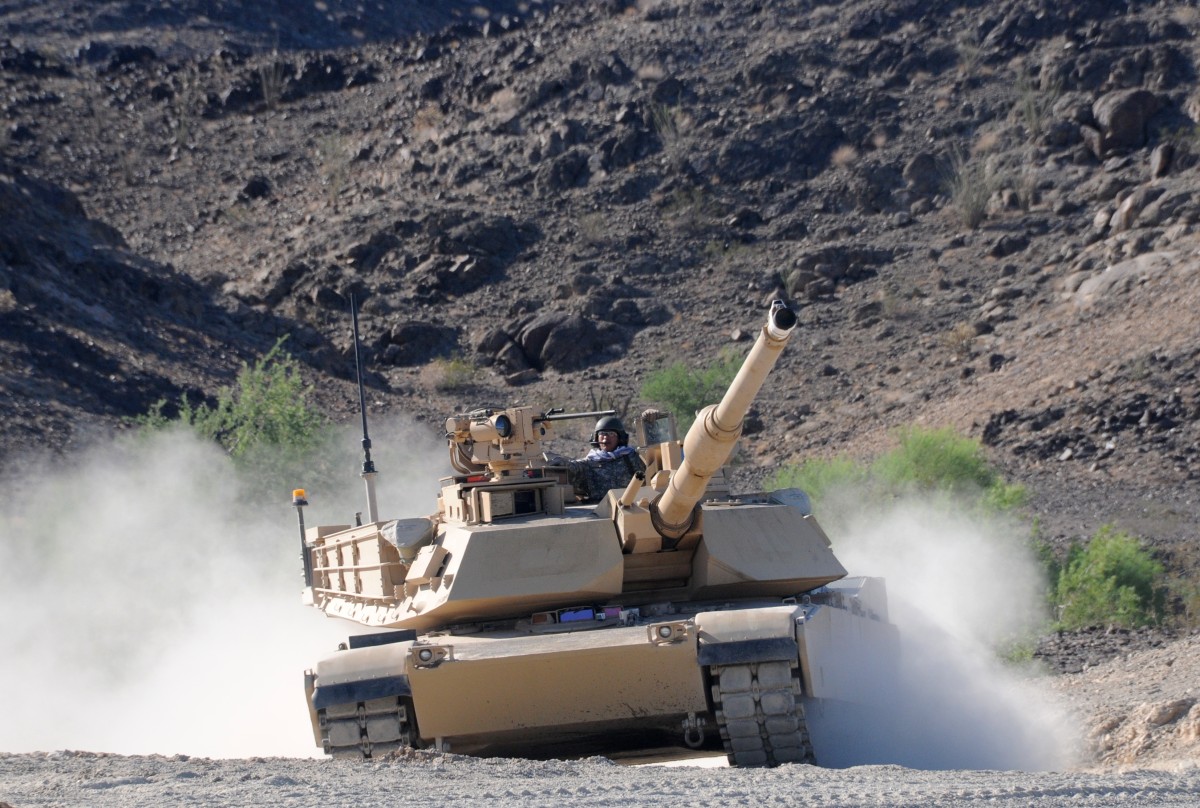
[[2, 749, 1200, 808]]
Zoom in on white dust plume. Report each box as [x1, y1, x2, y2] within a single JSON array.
[[0, 418, 445, 759], [805, 492, 1079, 771]]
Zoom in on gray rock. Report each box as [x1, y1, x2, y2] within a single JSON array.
[[1108, 185, 1165, 232], [902, 152, 941, 195], [1150, 143, 1173, 178], [1074, 251, 1179, 306], [1092, 88, 1160, 152], [382, 322, 457, 366], [538, 313, 614, 371], [1139, 189, 1192, 228], [474, 327, 511, 356], [535, 148, 590, 192]]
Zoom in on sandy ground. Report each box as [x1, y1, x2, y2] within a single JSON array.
[[2, 748, 1200, 808]]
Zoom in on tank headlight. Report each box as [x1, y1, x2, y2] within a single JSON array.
[[648, 621, 688, 645], [410, 645, 452, 668]]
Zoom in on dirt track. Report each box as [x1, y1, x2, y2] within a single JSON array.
[[3, 748, 1200, 808]]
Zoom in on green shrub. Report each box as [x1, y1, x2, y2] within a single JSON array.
[[143, 336, 328, 461], [1014, 73, 1061, 143], [648, 101, 685, 154], [770, 425, 1025, 513], [770, 456, 869, 504], [872, 426, 996, 491], [873, 426, 1026, 507], [1172, 577, 1200, 629], [1055, 527, 1166, 630], [996, 635, 1037, 665], [640, 350, 741, 431]]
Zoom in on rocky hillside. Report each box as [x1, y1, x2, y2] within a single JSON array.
[[3, 0, 1199, 676]]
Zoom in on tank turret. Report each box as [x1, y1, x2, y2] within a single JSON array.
[[297, 299, 897, 767]]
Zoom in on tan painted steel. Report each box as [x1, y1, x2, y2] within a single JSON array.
[[309, 511, 624, 630], [690, 504, 845, 597], [406, 625, 708, 741]]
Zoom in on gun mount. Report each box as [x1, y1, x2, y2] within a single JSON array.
[[296, 299, 897, 766], [445, 407, 614, 476]]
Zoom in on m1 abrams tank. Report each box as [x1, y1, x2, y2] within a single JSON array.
[[296, 300, 897, 766]]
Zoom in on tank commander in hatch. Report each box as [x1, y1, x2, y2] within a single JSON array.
[[584, 415, 637, 461], [549, 415, 647, 502]]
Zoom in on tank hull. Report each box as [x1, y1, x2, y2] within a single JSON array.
[[306, 577, 896, 764]]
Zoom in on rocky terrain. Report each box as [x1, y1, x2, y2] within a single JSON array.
[[2, 0, 1199, 778]]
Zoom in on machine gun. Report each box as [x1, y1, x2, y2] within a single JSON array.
[[444, 407, 615, 476]]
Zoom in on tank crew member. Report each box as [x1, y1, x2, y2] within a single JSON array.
[[584, 415, 637, 461], [566, 415, 645, 501]]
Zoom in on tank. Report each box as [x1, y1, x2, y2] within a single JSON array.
[[296, 300, 897, 766]]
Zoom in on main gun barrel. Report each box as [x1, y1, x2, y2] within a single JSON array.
[[651, 300, 798, 539]]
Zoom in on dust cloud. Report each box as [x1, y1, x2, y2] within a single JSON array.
[[0, 418, 446, 759], [809, 493, 1078, 771], [0, 422, 1077, 769]]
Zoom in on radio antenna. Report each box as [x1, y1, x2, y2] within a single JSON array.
[[351, 294, 379, 523]]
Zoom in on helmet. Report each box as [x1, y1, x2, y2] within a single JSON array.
[[590, 415, 628, 448]]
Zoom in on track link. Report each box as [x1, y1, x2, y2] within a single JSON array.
[[319, 695, 419, 759], [709, 659, 813, 766]]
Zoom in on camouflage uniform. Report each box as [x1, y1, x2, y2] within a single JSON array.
[[568, 452, 647, 502]]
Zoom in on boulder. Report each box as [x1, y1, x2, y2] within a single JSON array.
[[1139, 189, 1193, 228], [412, 253, 499, 295], [539, 314, 610, 371], [1074, 251, 1178, 307], [535, 149, 590, 193], [1108, 186, 1165, 232], [381, 322, 457, 366], [902, 152, 941, 195], [1150, 143, 1173, 178], [515, 311, 624, 371], [1093, 88, 1160, 152]]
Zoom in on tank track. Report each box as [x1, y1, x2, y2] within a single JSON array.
[[708, 659, 814, 766], [319, 695, 419, 759]]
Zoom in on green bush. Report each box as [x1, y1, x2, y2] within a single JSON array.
[[640, 350, 741, 430], [143, 336, 328, 461], [429, 355, 478, 392], [872, 426, 996, 492], [771, 426, 1025, 512], [1055, 527, 1166, 630], [770, 456, 869, 504]]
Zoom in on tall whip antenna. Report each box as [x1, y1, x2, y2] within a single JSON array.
[[351, 294, 379, 523]]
